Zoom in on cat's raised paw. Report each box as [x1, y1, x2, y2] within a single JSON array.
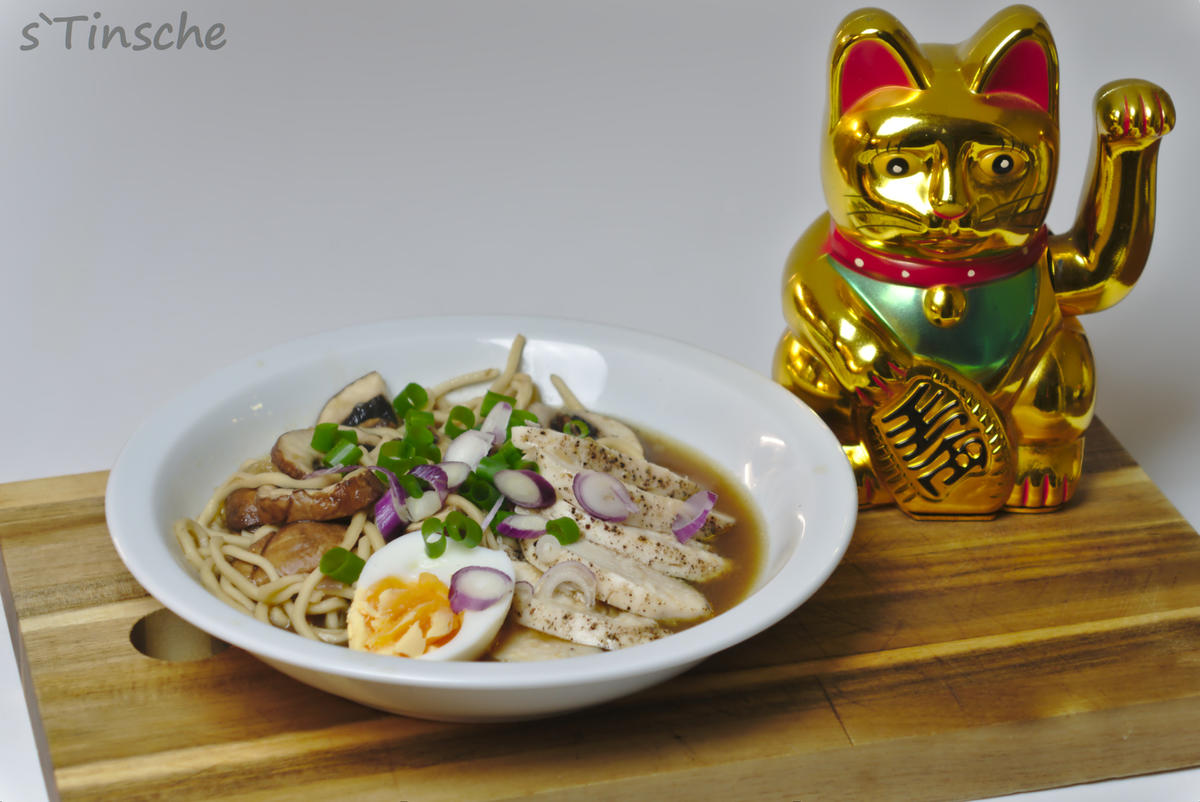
[[1095, 79, 1175, 145]]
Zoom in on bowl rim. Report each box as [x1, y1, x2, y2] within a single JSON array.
[[106, 314, 857, 691]]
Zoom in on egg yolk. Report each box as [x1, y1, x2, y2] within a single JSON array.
[[351, 572, 463, 658]]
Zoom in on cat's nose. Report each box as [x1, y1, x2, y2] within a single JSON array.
[[932, 205, 967, 221], [930, 161, 968, 221]]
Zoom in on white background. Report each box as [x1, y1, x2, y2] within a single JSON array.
[[2, 1, 1198, 799]]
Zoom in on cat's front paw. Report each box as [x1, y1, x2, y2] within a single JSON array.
[[1095, 79, 1175, 146], [854, 361, 909, 408]]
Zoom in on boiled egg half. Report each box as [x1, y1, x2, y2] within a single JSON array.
[[347, 531, 514, 661]]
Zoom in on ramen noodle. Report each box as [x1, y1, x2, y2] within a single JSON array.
[[174, 335, 757, 661]]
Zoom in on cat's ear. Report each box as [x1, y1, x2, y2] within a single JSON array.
[[828, 9, 931, 127], [964, 6, 1058, 117]]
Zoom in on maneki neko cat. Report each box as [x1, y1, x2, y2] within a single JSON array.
[[774, 6, 1174, 519]]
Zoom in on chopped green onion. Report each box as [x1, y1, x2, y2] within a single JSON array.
[[406, 408, 435, 430], [475, 441, 527, 481], [319, 547, 366, 584], [404, 409, 437, 447], [474, 453, 509, 482], [562, 418, 591, 438], [496, 441, 524, 466], [546, 517, 581, 545], [506, 409, 539, 440], [377, 439, 405, 459], [509, 409, 539, 428], [397, 474, 423, 499], [481, 390, 517, 416], [420, 520, 447, 558], [325, 439, 363, 467], [462, 473, 501, 509], [444, 405, 476, 439], [376, 440, 419, 476], [392, 382, 429, 419], [310, 422, 342, 452], [443, 510, 483, 548]]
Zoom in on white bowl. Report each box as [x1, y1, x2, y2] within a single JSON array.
[[106, 316, 856, 721]]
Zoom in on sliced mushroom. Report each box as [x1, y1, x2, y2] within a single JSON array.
[[270, 429, 324, 479], [271, 427, 387, 479], [254, 469, 384, 525], [235, 521, 346, 584], [224, 487, 265, 531], [317, 371, 399, 428]]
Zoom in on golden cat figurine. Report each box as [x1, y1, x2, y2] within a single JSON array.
[[773, 6, 1174, 519]]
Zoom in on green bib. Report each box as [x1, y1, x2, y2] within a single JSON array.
[[832, 256, 1040, 384]]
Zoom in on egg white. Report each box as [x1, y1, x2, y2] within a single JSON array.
[[349, 531, 514, 661]]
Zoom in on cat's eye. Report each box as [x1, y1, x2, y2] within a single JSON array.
[[973, 148, 1028, 182], [870, 152, 921, 180]]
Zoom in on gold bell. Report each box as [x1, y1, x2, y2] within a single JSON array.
[[922, 284, 967, 327]]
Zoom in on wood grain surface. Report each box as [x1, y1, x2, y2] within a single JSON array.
[[3, 421, 1199, 801]]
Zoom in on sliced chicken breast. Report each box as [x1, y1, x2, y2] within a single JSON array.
[[511, 426, 701, 500], [510, 580, 665, 650], [523, 536, 712, 622], [487, 624, 604, 661], [525, 499, 730, 582], [531, 449, 734, 538]]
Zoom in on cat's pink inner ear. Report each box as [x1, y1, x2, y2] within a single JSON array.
[[981, 39, 1050, 111], [839, 40, 916, 114]]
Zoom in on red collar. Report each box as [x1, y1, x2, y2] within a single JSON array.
[[824, 225, 1048, 288]]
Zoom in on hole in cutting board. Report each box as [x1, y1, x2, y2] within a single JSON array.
[[130, 608, 230, 661]]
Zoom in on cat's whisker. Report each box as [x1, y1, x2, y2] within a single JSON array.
[[845, 209, 921, 224], [846, 208, 919, 222], [975, 193, 1047, 227], [983, 193, 1045, 216], [979, 204, 1047, 228], [853, 222, 925, 235]]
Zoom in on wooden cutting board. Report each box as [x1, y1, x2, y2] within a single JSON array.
[[3, 420, 1200, 801]]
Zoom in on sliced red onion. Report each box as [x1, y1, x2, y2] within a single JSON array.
[[374, 482, 409, 541], [409, 463, 449, 503], [670, 490, 717, 543], [405, 489, 442, 522], [479, 493, 505, 532], [448, 565, 514, 613], [443, 429, 493, 471], [494, 469, 556, 509], [495, 513, 549, 539], [479, 401, 513, 446], [438, 461, 471, 490], [572, 470, 638, 522], [363, 465, 409, 541], [535, 560, 597, 609]]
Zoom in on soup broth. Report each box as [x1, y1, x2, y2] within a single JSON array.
[[637, 425, 765, 622]]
